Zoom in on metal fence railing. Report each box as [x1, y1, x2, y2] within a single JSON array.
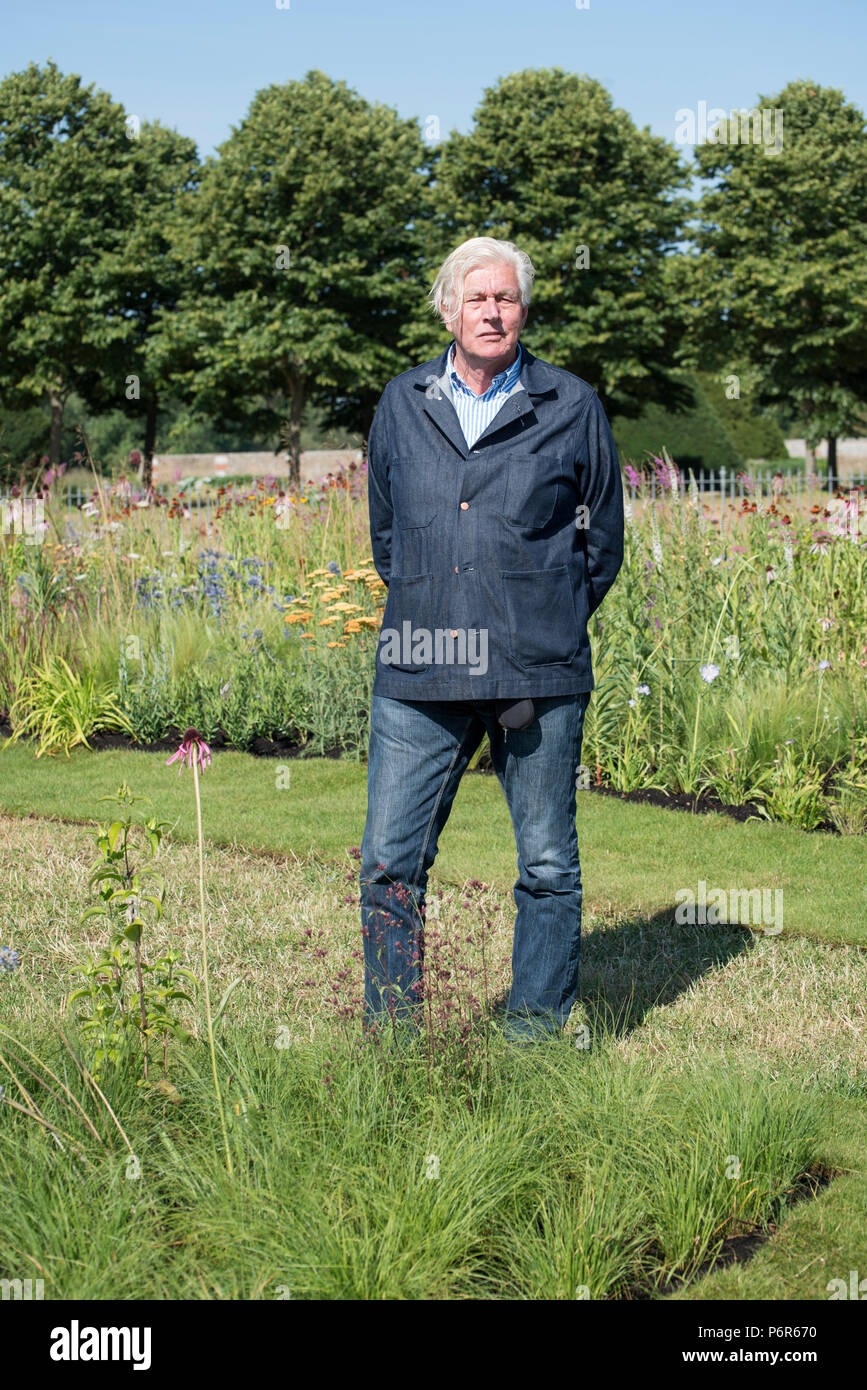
[[1, 467, 865, 529]]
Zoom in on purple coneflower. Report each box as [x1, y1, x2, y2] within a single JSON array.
[[166, 728, 212, 776]]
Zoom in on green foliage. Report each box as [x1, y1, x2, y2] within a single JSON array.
[[0, 402, 52, 486], [613, 372, 744, 473], [696, 372, 789, 460], [0, 1021, 826, 1299], [580, 483, 867, 826], [683, 79, 867, 448], [613, 371, 789, 474], [67, 783, 196, 1080], [2, 653, 136, 757], [0, 63, 140, 447]]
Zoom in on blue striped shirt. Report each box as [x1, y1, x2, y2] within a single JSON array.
[[445, 340, 525, 449]]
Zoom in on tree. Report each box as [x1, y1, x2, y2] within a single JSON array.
[[97, 121, 200, 490], [0, 61, 141, 467], [682, 79, 867, 492], [416, 68, 693, 419], [156, 69, 429, 486]]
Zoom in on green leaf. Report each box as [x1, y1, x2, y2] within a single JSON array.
[[79, 905, 108, 923]]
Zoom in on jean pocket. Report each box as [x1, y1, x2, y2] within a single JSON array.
[[501, 565, 583, 667]]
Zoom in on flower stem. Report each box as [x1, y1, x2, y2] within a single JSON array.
[[191, 760, 233, 1178]]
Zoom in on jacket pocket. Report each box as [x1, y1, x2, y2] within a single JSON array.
[[499, 451, 565, 530], [378, 573, 434, 672], [393, 510, 437, 579], [501, 564, 583, 667]]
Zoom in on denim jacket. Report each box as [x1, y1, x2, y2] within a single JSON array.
[[365, 341, 624, 700]]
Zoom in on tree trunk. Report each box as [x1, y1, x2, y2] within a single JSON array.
[[286, 371, 304, 490], [48, 382, 64, 468], [826, 435, 838, 495], [142, 396, 158, 492]]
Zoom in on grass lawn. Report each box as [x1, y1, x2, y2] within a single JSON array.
[[0, 744, 865, 1299]]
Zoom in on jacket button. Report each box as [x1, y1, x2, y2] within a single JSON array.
[[460, 501, 469, 509], [450, 630, 458, 638], [454, 566, 459, 574]]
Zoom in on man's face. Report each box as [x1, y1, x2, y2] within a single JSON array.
[[451, 262, 528, 361]]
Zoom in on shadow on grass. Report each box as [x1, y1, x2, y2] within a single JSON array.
[[577, 906, 754, 1041], [488, 906, 754, 1042]]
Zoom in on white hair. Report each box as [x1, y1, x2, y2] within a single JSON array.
[[428, 237, 535, 326]]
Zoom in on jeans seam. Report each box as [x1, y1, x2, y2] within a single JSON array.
[[410, 713, 477, 891]]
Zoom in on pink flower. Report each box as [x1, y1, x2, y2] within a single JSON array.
[[623, 463, 643, 489], [166, 728, 212, 776]]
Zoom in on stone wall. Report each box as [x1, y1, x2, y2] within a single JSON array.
[[151, 449, 363, 483], [784, 439, 867, 477]]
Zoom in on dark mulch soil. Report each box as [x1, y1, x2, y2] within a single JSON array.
[[578, 780, 766, 825], [622, 1163, 837, 1301], [0, 721, 352, 761]]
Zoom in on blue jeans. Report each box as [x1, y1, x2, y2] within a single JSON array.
[[359, 691, 591, 1039]]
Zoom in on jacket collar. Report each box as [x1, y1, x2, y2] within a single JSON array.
[[411, 340, 558, 457]]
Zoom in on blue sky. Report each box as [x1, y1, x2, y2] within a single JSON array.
[[3, 0, 865, 158]]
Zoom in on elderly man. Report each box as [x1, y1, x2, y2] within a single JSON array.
[[360, 236, 624, 1044]]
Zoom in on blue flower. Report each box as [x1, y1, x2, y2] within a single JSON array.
[[0, 946, 20, 974], [326, 560, 341, 575]]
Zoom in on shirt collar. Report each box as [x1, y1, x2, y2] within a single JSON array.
[[447, 340, 523, 396]]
